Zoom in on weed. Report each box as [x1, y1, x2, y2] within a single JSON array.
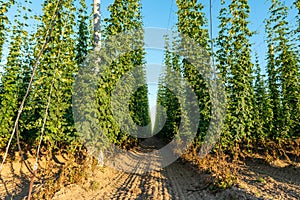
[[182, 146, 239, 191]]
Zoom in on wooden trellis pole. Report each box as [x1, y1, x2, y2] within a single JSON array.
[[93, 0, 104, 167]]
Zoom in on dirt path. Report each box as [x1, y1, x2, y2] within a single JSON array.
[[52, 138, 256, 200], [52, 159, 257, 200], [1, 138, 299, 199]]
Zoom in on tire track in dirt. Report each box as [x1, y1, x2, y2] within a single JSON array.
[[101, 140, 172, 200], [53, 137, 216, 200], [162, 160, 211, 200], [237, 158, 300, 200], [110, 166, 143, 199]]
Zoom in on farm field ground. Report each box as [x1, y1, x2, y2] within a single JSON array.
[[1, 138, 299, 200]]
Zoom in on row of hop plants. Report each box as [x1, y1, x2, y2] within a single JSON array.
[[156, 0, 299, 155], [154, 0, 299, 189], [0, 0, 151, 153]]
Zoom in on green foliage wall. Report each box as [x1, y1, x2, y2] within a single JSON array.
[[265, 0, 300, 140], [155, 0, 211, 145], [95, 0, 150, 147], [25, 0, 78, 148], [0, 0, 299, 154], [155, 42, 182, 142], [215, 0, 255, 150], [0, 1, 31, 148]]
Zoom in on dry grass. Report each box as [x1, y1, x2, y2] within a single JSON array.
[[33, 150, 99, 199], [181, 146, 240, 191]]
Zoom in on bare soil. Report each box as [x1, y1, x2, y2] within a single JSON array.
[[1, 138, 299, 200]]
